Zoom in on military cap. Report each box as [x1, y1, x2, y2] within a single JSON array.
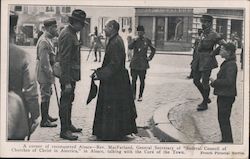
[[201, 14, 213, 22], [69, 9, 89, 25], [43, 18, 57, 27], [137, 25, 144, 31]]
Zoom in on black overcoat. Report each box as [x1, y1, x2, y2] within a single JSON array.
[[92, 33, 137, 140]]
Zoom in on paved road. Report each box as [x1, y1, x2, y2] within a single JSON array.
[[19, 46, 243, 144]]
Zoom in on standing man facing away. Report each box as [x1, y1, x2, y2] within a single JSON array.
[[57, 9, 88, 140], [192, 14, 226, 111], [8, 11, 40, 140], [36, 18, 59, 128], [128, 25, 156, 101], [91, 20, 138, 141]]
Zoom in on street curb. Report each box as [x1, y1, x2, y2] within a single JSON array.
[[152, 102, 192, 143]]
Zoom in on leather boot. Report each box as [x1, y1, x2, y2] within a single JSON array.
[[60, 130, 78, 140]]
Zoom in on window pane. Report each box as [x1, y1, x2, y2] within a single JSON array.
[[167, 17, 184, 41], [15, 6, 22, 12]]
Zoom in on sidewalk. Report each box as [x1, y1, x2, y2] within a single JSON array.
[[151, 67, 244, 143]]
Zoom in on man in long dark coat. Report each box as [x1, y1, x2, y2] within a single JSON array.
[[91, 20, 138, 141], [57, 9, 88, 140]]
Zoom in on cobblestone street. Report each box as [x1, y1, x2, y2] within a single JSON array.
[[21, 46, 244, 143]]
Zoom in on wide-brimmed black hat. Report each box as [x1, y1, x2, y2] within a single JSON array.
[[44, 18, 57, 27], [69, 9, 89, 25], [137, 25, 144, 31], [201, 14, 213, 23]]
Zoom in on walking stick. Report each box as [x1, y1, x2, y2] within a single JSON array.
[[54, 83, 60, 107], [86, 48, 92, 61]]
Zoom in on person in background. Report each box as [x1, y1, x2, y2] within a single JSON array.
[[36, 18, 59, 128], [8, 11, 40, 140], [210, 43, 237, 143], [90, 20, 137, 141], [57, 9, 88, 140], [128, 25, 156, 102], [127, 27, 133, 62], [88, 26, 103, 62]]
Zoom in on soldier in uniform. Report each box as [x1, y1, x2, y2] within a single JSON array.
[[36, 18, 59, 127], [57, 9, 88, 140], [128, 25, 156, 101], [192, 14, 226, 111]]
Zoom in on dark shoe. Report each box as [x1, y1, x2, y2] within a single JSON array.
[[48, 116, 58, 122], [186, 76, 192, 79], [197, 103, 208, 111], [207, 98, 211, 104], [137, 97, 143, 102], [40, 120, 57, 128], [60, 131, 78, 140], [94, 59, 97, 62], [69, 125, 82, 133]]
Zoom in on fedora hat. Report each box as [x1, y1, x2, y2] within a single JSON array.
[[69, 9, 89, 25]]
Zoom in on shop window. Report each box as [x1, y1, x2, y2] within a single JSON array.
[[45, 6, 56, 14], [98, 17, 110, 33], [167, 17, 184, 41], [118, 17, 132, 29], [14, 6, 22, 12], [61, 6, 71, 14]]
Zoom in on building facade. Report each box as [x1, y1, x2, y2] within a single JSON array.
[[10, 5, 244, 51]]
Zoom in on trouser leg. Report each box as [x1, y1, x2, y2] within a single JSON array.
[[193, 70, 203, 98], [217, 96, 235, 143], [59, 84, 71, 133], [130, 69, 138, 99], [68, 82, 76, 127], [138, 70, 146, 98], [201, 70, 211, 103]]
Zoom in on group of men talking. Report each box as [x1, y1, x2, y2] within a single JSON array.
[[8, 8, 238, 143]]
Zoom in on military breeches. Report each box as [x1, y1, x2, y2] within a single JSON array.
[[59, 81, 76, 133], [39, 83, 53, 102], [193, 69, 211, 102]]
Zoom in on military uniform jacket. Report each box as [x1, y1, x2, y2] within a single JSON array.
[[129, 37, 155, 70], [36, 32, 56, 84], [211, 58, 237, 97], [191, 30, 222, 71], [57, 25, 81, 84], [9, 44, 40, 121]]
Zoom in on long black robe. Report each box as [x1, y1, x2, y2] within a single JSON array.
[[92, 33, 137, 140]]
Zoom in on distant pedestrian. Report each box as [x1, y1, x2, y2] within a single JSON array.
[[90, 20, 137, 141], [210, 43, 237, 143], [192, 14, 226, 111], [88, 26, 103, 62], [128, 25, 156, 101], [8, 11, 40, 140], [57, 9, 88, 140], [36, 18, 59, 128], [127, 27, 133, 61], [240, 47, 243, 70], [187, 29, 203, 79]]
